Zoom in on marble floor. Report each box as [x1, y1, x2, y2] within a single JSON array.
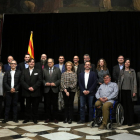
[[0, 120, 140, 140]]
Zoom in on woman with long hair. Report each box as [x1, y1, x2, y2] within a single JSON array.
[[96, 58, 109, 87]]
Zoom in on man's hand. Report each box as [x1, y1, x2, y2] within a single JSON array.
[[104, 97, 108, 102], [133, 93, 136, 97], [83, 90, 87, 95], [66, 92, 69, 96], [99, 97, 107, 103], [86, 90, 90, 95], [50, 83, 56, 86], [10, 88, 15, 93], [46, 83, 51, 86], [28, 87, 34, 91]]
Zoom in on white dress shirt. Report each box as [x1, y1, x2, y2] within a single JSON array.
[[11, 69, 16, 88], [84, 71, 90, 89], [29, 67, 34, 75], [59, 64, 63, 72]]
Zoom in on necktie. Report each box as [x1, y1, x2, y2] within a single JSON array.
[[42, 65, 44, 69], [50, 68, 52, 76]]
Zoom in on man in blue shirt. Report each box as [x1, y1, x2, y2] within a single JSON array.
[[95, 74, 118, 130]]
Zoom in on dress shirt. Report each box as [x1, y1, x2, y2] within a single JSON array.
[[119, 64, 124, 70], [74, 64, 78, 73], [95, 82, 118, 104], [84, 71, 90, 89], [59, 64, 63, 72], [11, 69, 16, 88], [29, 67, 34, 75], [49, 66, 54, 74], [25, 62, 29, 69]]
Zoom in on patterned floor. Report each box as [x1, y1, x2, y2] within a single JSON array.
[[0, 119, 140, 140]]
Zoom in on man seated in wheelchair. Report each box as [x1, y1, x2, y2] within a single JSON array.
[[95, 74, 118, 130]]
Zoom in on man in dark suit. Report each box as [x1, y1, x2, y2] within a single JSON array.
[[77, 61, 97, 124], [35, 54, 48, 71], [112, 55, 124, 83], [18, 54, 30, 112], [4, 56, 14, 72], [77, 54, 96, 76], [18, 54, 30, 71], [2, 60, 21, 123], [43, 58, 61, 123], [54, 55, 65, 73], [21, 58, 42, 124]]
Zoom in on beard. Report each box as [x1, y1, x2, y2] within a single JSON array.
[[41, 59, 47, 65]]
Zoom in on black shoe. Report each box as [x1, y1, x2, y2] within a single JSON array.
[[13, 119, 18, 123], [77, 120, 85, 124], [23, 120, 29, 123], [63, 118, 68, 123], [2, 119, 8, 123], [68, 119, 72, 124], [33, 119, 38, 124]]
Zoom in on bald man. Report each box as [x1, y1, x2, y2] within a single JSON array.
[[35, 54, 48, 71], [4, 56, 14, 72]]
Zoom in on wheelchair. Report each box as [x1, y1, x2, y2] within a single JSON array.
[[90, 101, 124, 129]]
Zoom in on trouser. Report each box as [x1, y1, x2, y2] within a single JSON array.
[[62, 91, 75, 120], [44, 89, 58, 119], [80, 95, 94, 122], [5, 92, 18, 119], [95, 100, 113, 125], [25, 96, 40, 120], [0, 96, 3, 118], [121, 90, 134, 125]]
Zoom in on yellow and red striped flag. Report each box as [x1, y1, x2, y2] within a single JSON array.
[[28, 31, 34, 58]]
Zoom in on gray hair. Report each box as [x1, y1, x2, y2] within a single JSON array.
[[11, 60, 17, 64], [84, 54, 90, 58], [48, 58, 54, 63]]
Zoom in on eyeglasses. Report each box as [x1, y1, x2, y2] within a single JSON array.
[[11, 63, 16, 65], [103, 77, 110, 79]]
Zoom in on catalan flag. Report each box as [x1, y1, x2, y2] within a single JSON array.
[[28, 31, 34, 58]]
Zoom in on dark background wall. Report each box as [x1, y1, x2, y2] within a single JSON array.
[[1, 12, 140, 76]]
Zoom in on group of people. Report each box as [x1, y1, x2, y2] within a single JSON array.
[[0, 54, 137, 130]]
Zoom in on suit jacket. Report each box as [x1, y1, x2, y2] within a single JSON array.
[[137, 72, 140, 99], [43, 66, 61, 93], [54, 64, 65, 73], [77, 63, 96, 76], [18, 62, 27, 71], [79, 71, 97, 96], [3, 69, 21, 91], [112, 64, 120, 82], [118, 68, 137, 101], [4, 64, 19, 72], [35, 61, 48, 71], [20, 68, 42, 97]]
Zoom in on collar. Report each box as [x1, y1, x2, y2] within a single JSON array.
[[24, 61, 28, 64], [29, 67, 34, 71], [104, 82, 111, 85], [119, 64, 124, 66], [84, 70, 90, 74], [11, 69, 16, 71], [49, 66, 54, 70]]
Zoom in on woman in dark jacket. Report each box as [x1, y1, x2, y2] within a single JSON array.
[[118, 58, 137, 126]]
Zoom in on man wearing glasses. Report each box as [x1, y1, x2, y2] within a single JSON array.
[[43, 58, 61, 123], [95, 74, 118, 130], [113, 55, 124, 83], [2, 60, 21, 123]]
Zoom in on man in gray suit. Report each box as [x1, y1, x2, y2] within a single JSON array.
[[43, 58, 61, 123]]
